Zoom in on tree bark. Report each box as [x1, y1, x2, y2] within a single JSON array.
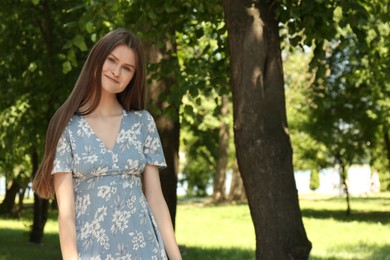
[[30, 145, 49, 244], [223, 1, 312, 259], [157, 114, 180, 229], [212, 94, 230, 202], [228, 157, 246, 202], [30, 0, 52, 244], [145, 41, 180, 228], [0, 179, 20, 215], [383, 125, 390, 171]]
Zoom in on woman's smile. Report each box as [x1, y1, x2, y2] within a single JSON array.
[[105, 74, 119, 84]]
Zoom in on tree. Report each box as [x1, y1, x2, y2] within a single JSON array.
[[0, 0, 82, 242], [174, 10, 232, 201], [228, 157, 246, 202], [309, 169, 320, 191], [213, 94, 230, 202], [124, 0, 190, 227], [283, 48, 329, 192], [222, 1, 311, 258], [298, 1, 389, 209]]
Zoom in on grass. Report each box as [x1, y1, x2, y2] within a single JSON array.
[[300, 193, 390, 260], [176, 202, 255, 259], [0, 193, 389, 259], [0, 205, 61, 260]]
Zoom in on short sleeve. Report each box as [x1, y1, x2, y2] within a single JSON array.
[[143, 111, 167, 169], [51, 127, 73, 174]]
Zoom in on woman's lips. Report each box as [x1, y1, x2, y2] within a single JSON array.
[[105, 75, 119, 83]]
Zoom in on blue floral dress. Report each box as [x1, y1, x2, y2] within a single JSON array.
[[52, 109, 168, 260]]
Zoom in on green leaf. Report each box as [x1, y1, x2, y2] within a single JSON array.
[[62, 61, 72, 74], [72, 34, 88, 51], [85, 21, 94, 33], [32, 0, 40, 5], [28, 62, 37, 72], [147, 10, 157, 20]]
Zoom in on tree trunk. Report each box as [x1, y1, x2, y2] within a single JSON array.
[[338, 156, 351, 216], [309, 168, 320, 191], [30, 194, 50, 243], [212, 94, 230, 202], [0, 179, 20, 215], [157, 115, 180, 229], [145, 41, 180, 228], [384, 125, 390, 171], [30, 146, 49, 244], [222, 1, 312, 259], [18, 187, 26, 211], [30, 0, 53, 244], [228, 157, 246, 202]]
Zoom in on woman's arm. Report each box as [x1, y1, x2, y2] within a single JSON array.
[[53, 172, 78, 260], [143, 165, 182, 260]]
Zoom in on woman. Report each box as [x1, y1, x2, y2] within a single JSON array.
[[33, 29, 182, 260]]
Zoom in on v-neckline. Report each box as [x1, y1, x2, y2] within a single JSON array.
[[81, 110, 125, 152]]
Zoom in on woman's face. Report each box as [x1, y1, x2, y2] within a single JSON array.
[[101, 44, 136, 94]]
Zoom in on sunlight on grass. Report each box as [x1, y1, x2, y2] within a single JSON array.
[[0, 193, 389, 259], [176, 203, 255, 249], [0, 218, 58, 234], [300, 193, 390, 259], [176, 202, 256, 259]]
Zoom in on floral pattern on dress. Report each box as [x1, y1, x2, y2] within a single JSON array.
[[52, 110, 168, 260]]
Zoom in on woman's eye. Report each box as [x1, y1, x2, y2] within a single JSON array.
[[108, 57, 115, 62], [124, 67, 132, 72]]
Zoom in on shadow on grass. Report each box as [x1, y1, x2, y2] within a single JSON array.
[[180, 245, 255, 260], [0, 227, 61, 260], [317, 196, 389, 202], [309, 242, 390, 260], [301, 208, 390, 224], [0, 205, 58, 224]]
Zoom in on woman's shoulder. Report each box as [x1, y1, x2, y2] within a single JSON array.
[[64, 113, 82, 130]]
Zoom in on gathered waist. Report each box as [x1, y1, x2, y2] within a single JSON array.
[[72, 169, 142, 180], [73, 171, 143, 192]]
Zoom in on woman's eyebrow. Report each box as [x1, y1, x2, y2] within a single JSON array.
[[110, 53, 135, 68]]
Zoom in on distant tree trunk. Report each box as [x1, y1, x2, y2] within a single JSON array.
[[145, 39, 180, 228], [18, 187, 26, 210], [384, 125, 390, 171], [337, 154, 351, 216], [223, 1, 312, 259], [0, 178, 20, 214], [30, 0, 54, 243], [309, 168, 320, 191], [228, 157, 246, 202], [213, 94, 230, 202], [30, 146, 49, 244]]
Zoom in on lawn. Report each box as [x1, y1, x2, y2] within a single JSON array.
[[0, 193, 389, 259]]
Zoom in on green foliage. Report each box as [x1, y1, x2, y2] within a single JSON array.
[[0, 1, 81, 181], [180, 155, 213, 197], [284, 49, 330, 171], [283, 0, 389, 184], [0, 0, 230, 198], [173, 6, 230, 195], [179, 92, 221, 197], [1, 0, 387, 202], [309, 168, 319, 191]]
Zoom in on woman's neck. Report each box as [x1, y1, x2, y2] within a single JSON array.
[[82, 90, 123, 117]]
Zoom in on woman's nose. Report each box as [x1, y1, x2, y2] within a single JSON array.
[[111, 65, 120, 76]]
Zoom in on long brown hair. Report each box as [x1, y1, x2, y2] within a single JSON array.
[[33, 29, 146, 198]]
